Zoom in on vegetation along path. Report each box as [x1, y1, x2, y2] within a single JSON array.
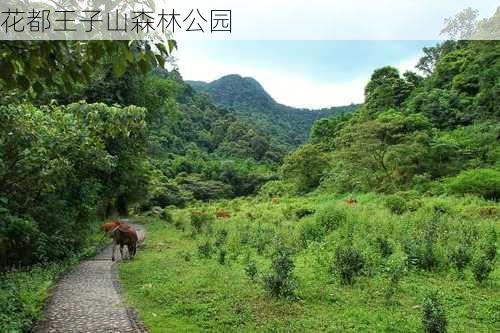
[[35, 222, 146, 333]]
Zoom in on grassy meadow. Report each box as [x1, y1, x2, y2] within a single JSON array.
[[119, 192, 499, 332]]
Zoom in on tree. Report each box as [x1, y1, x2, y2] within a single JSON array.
[[364, 67, 412, 114], [281, 144, 330, 192]]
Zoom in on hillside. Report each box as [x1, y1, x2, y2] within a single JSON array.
[[187, 75, 359, 147]]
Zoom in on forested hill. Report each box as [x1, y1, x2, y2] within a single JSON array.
[[187, 74, 359, 147]]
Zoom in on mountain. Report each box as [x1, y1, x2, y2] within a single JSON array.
[[187, 75, 359, 148]]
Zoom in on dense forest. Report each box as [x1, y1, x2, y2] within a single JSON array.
[[189, 74, 359, 147], [0, 8, 499, 332]]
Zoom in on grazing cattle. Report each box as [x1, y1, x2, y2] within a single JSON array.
[[215, 209, 231, 219], [346, 198, 358, 205], [100, 220, 138, 261], [271, 197, 280, 204]]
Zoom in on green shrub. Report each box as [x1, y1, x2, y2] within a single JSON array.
[[445, 168, 500, 200], [404, 238, 438, 271], [0, 216, 45, 267], [259, 180, 295, 198], [480, 228, 497, 262], [375, 236, 393, 258], [160, 209, 173, 223], [384, 194, 407, 214], [332, 245, 365, 285], [262, 242, 297, 298], [190, 210, 213, 235], [299, 221, 325, 247], [315, 206, 347, 232], [217, 249, 227, 265], [471, 253, 493, 284], [422, 292, 448, 333], [383, 251, 408, 299], [448, 244, 471, 276], [404, 219, 439, 271], [295, 208, 315, 219], [253, 227, 274, 255], [197, 240, 213, 259], [245, 260, 258, 281], [214, 229, 228, 248]]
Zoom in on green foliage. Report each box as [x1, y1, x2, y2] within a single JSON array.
[[364, 66, 415, 113], [262, 241, 297, 298], [383, 251, 408, 299], [197, 240, 213, 259], [375, 236, 393, 258], [245, 260, 258, 281], [0, 40, 174, 98], [293, 41, 499, 195], [160, 209, 173, 223], [281, 144, 330, 192], [448, 244, 471, 276], [190, 211, 213, 235], [445, 168, 500, 199], [214, 229, 228, 248], [258, 180, 295, 198], [332, 244, 365, 285], [315, 205, 347, 231], [422, 292, 448, 333], [217, 249, 227, 265], [188, 74, 359, 148], [384, 194, 408, 215], [299, 220, 325, 247], [0, 102, 147, 267], [471, 252, 494, 284], [404, 228, 439, 272]]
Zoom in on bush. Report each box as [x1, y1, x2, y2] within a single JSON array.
[[384, 194, 407, 214], [190, 210, 213, 235], [262, 242, 297, 298], [332, 245, 365, 285], [217, 249, 227, 265], [245, 260, 258, 281], [422, 292, 448, 333], [295, 208, 315, 219], [0, 216, 45, 267], [383, 251, 408, 299], [480, 228, 497, 262], [448, 244, 471, 276], [445, 168, 500, 200], [253, 227, 274, 255], [299, 221, 325, 247], [471, 253, 493, 284], [404, 219, 439, 271], [375, 236, 393, 258], [160, 209, 173, 223], [404, 237, 438, 271], [214, 229, 228, 248], [259, 180, 295, 198], [197, 240, 213, 259], [315, 206, 347, 232]]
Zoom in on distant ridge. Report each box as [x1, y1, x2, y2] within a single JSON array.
[[187, 74, 359, 147]]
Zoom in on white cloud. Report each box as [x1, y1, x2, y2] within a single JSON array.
[[176, 51, 420, 108]]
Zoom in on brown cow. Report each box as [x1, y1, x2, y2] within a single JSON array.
[[215, 209, 230, 219], [100, 220, 138, 261], [345, 198, 358, 205]]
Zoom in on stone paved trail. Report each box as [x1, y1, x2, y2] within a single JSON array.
[[35, 222, 147, 333]]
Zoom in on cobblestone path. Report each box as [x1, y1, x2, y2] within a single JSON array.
[[34, 223, 146, 333]]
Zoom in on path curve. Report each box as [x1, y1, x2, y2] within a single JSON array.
[[35, 222, 147, 333]]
